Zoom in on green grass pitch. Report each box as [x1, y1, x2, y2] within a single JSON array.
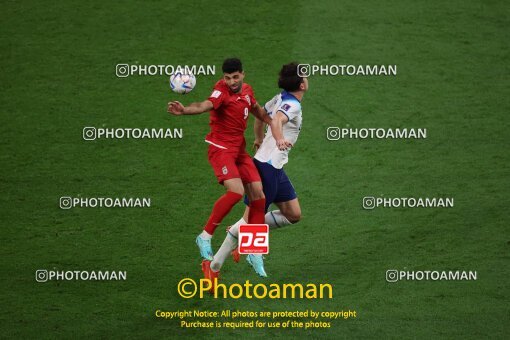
[[1, 0, 509, 338]]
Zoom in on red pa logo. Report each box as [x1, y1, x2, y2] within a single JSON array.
[[238, 224, 269, 254]]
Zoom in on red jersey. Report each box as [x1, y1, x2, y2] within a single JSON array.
[[205, 79, 257, 149]]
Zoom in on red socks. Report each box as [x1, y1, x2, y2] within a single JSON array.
[[248, 198, 266, 224], [204, 191, 243, 235], [203, 194, 266, 235]]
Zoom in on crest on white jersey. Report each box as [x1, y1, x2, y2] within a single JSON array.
[[281, 103, 291, 112]]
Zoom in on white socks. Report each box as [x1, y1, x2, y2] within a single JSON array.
[[227, 211, 293, 237], [210, 233, 237, 272], [265, 210, 292, 229], [209, 212, 293, 273], [225, 217, 246, 238], [200, 230, 213, 240], [210, 218, 245, 272]]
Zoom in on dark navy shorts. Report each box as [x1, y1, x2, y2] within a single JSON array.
[[244, 158, 297, 212]]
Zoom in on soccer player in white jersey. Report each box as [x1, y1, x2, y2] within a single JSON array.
[[202, 63, 308, 284]]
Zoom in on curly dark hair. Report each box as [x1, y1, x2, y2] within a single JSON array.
[[222, 58, 243, 73], [278, 62, 304, 92]]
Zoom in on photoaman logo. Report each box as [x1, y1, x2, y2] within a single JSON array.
[[386, 269, 477, 282], [35, 269, 127, 282], [177, 278, 333, 299]]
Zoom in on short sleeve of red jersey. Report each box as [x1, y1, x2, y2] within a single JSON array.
[[246, 85, 258, 108], [208, 85, 226, 110]]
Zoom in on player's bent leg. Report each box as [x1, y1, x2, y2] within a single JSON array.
[[223, 178, 245, 196], [198, 178, 244, 260], [244, 181, 264, 201], [276, 198, 301, 224], [238, 153, 266, 225], [264, 199, 301, 229], [244, 181, 266, 224], [242, 183, 267, 277], [228, 206, 250, 263], [210, 231, 237, 272], [266, 167, 299, 228], [242, 181, 269, 273]]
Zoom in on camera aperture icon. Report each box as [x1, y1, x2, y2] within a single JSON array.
[[116, 64, 130, 77], [363, 197, 376, 210], [327, 127, 341, 140], [36, 270, 48, 282], [83, 127, 97, 140], [297, 64, 311, 77], [386, 270, 399, 283], [59, 197, 73, 209]]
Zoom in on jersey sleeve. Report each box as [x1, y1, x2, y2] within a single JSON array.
[[247, 85, 258, 108], [263, 94, 279, 116], [207, 85, 226, 110], [276, 100, 301, 121]]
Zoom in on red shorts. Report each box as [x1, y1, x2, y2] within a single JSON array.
[[207, 144, 261, 184]]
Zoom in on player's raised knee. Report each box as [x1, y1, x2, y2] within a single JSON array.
[[245, 182, 265, 201], [224, 178, 245, 196], [229, 188, 245, 196], [285, 210, 301, 223], [250, 190, 265, 201], [288, 213, 301, 223]]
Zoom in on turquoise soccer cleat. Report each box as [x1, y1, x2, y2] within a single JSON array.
[[196, 235, 214, 260], [246, 254, 267, 277]]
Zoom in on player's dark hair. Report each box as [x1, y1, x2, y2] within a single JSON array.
[[278, 62, 304, 92], [222, 58, 243, 73]]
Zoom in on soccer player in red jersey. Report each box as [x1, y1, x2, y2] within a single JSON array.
[[167, 58, 291, 281]]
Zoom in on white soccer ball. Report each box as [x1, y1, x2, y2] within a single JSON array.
[[170, 72, 196, 94]]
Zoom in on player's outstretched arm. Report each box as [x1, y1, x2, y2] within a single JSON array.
[[270, 111, 293, 151], [167, 100, 213, 116], [250, 103, 272, 125], [250, 103, 268, 150], [253, 118, 265, 150]]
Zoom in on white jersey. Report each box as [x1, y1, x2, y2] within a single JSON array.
[[254, 91, 302, 169]]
